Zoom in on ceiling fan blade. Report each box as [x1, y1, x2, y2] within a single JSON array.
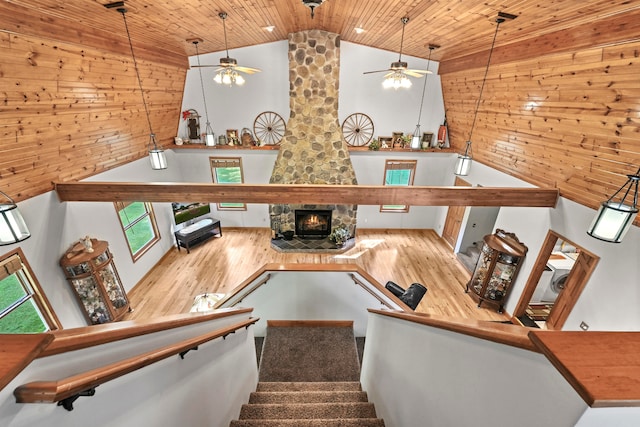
[[404, 70, 427, 78], [406, 69, 433, 75], [363, 69, 392, 75], [190, 65, 218, 68], [235, 66, 262, 74]]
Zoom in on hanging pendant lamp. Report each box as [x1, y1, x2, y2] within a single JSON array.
[[0, 190, 30, 245], [106, 2, 167, 170], [191, 39, 215, 146], [411, 44, 438, 150], [454, 12, 516, 176], [587, 166, 639, 243]]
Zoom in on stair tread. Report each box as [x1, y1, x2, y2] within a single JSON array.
[[230, 419, 385, 427], [256, 382, 362, 392], [239, 402, 377, 420], [249, 390, 369, 404]]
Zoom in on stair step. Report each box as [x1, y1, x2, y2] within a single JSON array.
[[249, 390, 369, 404], [230, 419, 385, 427], [239, 402, 377, 420], [256, 382, 362, 392], [230, 418, 384, 427]]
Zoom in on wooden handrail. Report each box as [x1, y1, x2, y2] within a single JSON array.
[[349, 274, 396, 310], [216, 263, 408, 312], [368, 308, 539, 353], [14, 317, 258, 407], [227, 274, 271, 307], [40, 307, 252, 357]]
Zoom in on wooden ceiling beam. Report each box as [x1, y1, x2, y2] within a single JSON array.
[[54, 182, 558, 207]]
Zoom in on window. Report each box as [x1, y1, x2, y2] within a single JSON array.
[[210, 157, 247, 211], [0, 248, 60, 333], [114, 202, 160, 261], [381, 159, 417, 212]]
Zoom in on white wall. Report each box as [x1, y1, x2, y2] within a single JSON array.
[[221, 271, 403, 337], [180, 40, 446, 151], [361, 312, 588, 427]]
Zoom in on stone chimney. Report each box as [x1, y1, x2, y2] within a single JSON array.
[[269, 30, 358, 237]]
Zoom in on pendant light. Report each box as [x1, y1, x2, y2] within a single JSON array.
[[411, 44, 438, 150], [0, 190, 30, 245], [455, 12, 516, 176], [106, 2, 167, 170], [587, 166, 639, 243], [191, 39, 215, 146], [302, 0, 325, 18]]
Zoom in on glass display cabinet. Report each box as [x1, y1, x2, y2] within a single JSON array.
[[60, 238, 130, 325], [466, 229, 528, 313]]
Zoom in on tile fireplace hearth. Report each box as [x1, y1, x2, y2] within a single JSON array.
[[270, 236, 355, 253]]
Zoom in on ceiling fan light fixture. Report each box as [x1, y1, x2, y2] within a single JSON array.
[[302, 0, 325, 18], [383, 72, 412, 89]]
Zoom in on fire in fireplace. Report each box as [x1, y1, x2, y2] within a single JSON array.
[[295, 210, 332, 238]]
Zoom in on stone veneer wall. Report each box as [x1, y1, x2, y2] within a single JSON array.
[[269, 30, 358, 237]]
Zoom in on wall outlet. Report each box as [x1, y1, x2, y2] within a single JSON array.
[[579, 321, 589, 331]]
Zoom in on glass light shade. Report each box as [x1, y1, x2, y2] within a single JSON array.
[[235, 74, 245, 85], [222, 73, 232, 85], [213, 73, 222, 84], [411, 125, 421, 149], [383, 72, 412, 90], [454, 154, 472, 176], [205, 133, 215, 146], [149, 148, 167, 170], [0, 201, 30, 245], [587, 201, 637, 243]]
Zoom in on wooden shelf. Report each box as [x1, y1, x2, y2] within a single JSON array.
[[170, 144, 455, 153]]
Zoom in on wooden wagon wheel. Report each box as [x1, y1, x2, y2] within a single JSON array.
[[341, 113, 374, 146], [253, 111, 286, 145]]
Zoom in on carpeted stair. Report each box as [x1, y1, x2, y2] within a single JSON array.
[[230, 382, 384, 426], [230, 321, 385, 426], [457, 240, 483, 272]]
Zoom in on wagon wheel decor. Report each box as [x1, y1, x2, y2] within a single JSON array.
[[341, 113, 374, 146], [253, 111, 286, 145]]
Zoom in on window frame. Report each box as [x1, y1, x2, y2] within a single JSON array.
[[114, 201, 160, 262], [0, 248, 60, 333], [380, 159, 418, 213], [210, 156, 247, 211]]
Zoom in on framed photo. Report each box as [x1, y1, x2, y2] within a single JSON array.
[[226, 129, 239, 145], [422, 132, 434, 145], [392, 131, 403, 145], [378, 136, 392, 148]]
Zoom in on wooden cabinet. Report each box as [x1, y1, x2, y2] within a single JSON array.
[[466, 229, 528, 313], [60, 238, 130, 325]]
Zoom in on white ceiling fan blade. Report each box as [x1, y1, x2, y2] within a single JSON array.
[[406, 69, 433, 75], [235, 66, 262, 74], [363, 69, 392, 75], [404, 70, 426, 78]]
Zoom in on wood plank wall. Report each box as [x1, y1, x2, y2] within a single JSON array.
[[440, 40, 640, 224], [0, 8, 186, 201]]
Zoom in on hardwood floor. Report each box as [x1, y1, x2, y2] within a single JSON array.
[[125, 228, 509, 322]]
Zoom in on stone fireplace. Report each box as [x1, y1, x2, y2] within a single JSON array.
[[295, 209, 332, 238], [269, 30, 358, 240]]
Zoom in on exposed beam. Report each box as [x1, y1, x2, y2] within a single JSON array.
[[54, 182, 559, 207]]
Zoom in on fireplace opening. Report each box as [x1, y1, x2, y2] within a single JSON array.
[[295, 210, 332, 238]]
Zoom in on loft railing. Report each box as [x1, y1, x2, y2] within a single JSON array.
[[13, 317, 258, 410]]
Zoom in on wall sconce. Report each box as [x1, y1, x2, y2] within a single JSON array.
[[587, 167, 639, 243], [0, 191, 31, 245]]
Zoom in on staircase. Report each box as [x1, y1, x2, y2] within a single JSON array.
[[457, 240, 483, 272], [229, 321, 385, 426], [230, 381, 384, 426]]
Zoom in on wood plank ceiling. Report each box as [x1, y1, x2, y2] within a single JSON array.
[[3, 0, 639, 64]]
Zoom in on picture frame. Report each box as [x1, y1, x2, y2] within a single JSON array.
[[391, 131, 403, 145], [226, 129, 239, 145], [378, 136, 392, 148], [422, 132, 434, 146]]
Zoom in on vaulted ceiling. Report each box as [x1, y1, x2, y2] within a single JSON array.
[[4, 0, 640, 65]]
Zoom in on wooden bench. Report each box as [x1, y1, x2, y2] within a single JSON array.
[[174, 218, 222, 253]]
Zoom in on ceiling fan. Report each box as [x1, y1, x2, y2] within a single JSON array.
[[191, 12, 261, 85], [363, 16, 432, 88]]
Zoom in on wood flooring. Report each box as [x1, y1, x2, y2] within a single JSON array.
[[125, 228, 508, 322]]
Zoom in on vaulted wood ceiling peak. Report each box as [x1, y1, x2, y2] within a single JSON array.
[[3, 0, 640, 67]]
